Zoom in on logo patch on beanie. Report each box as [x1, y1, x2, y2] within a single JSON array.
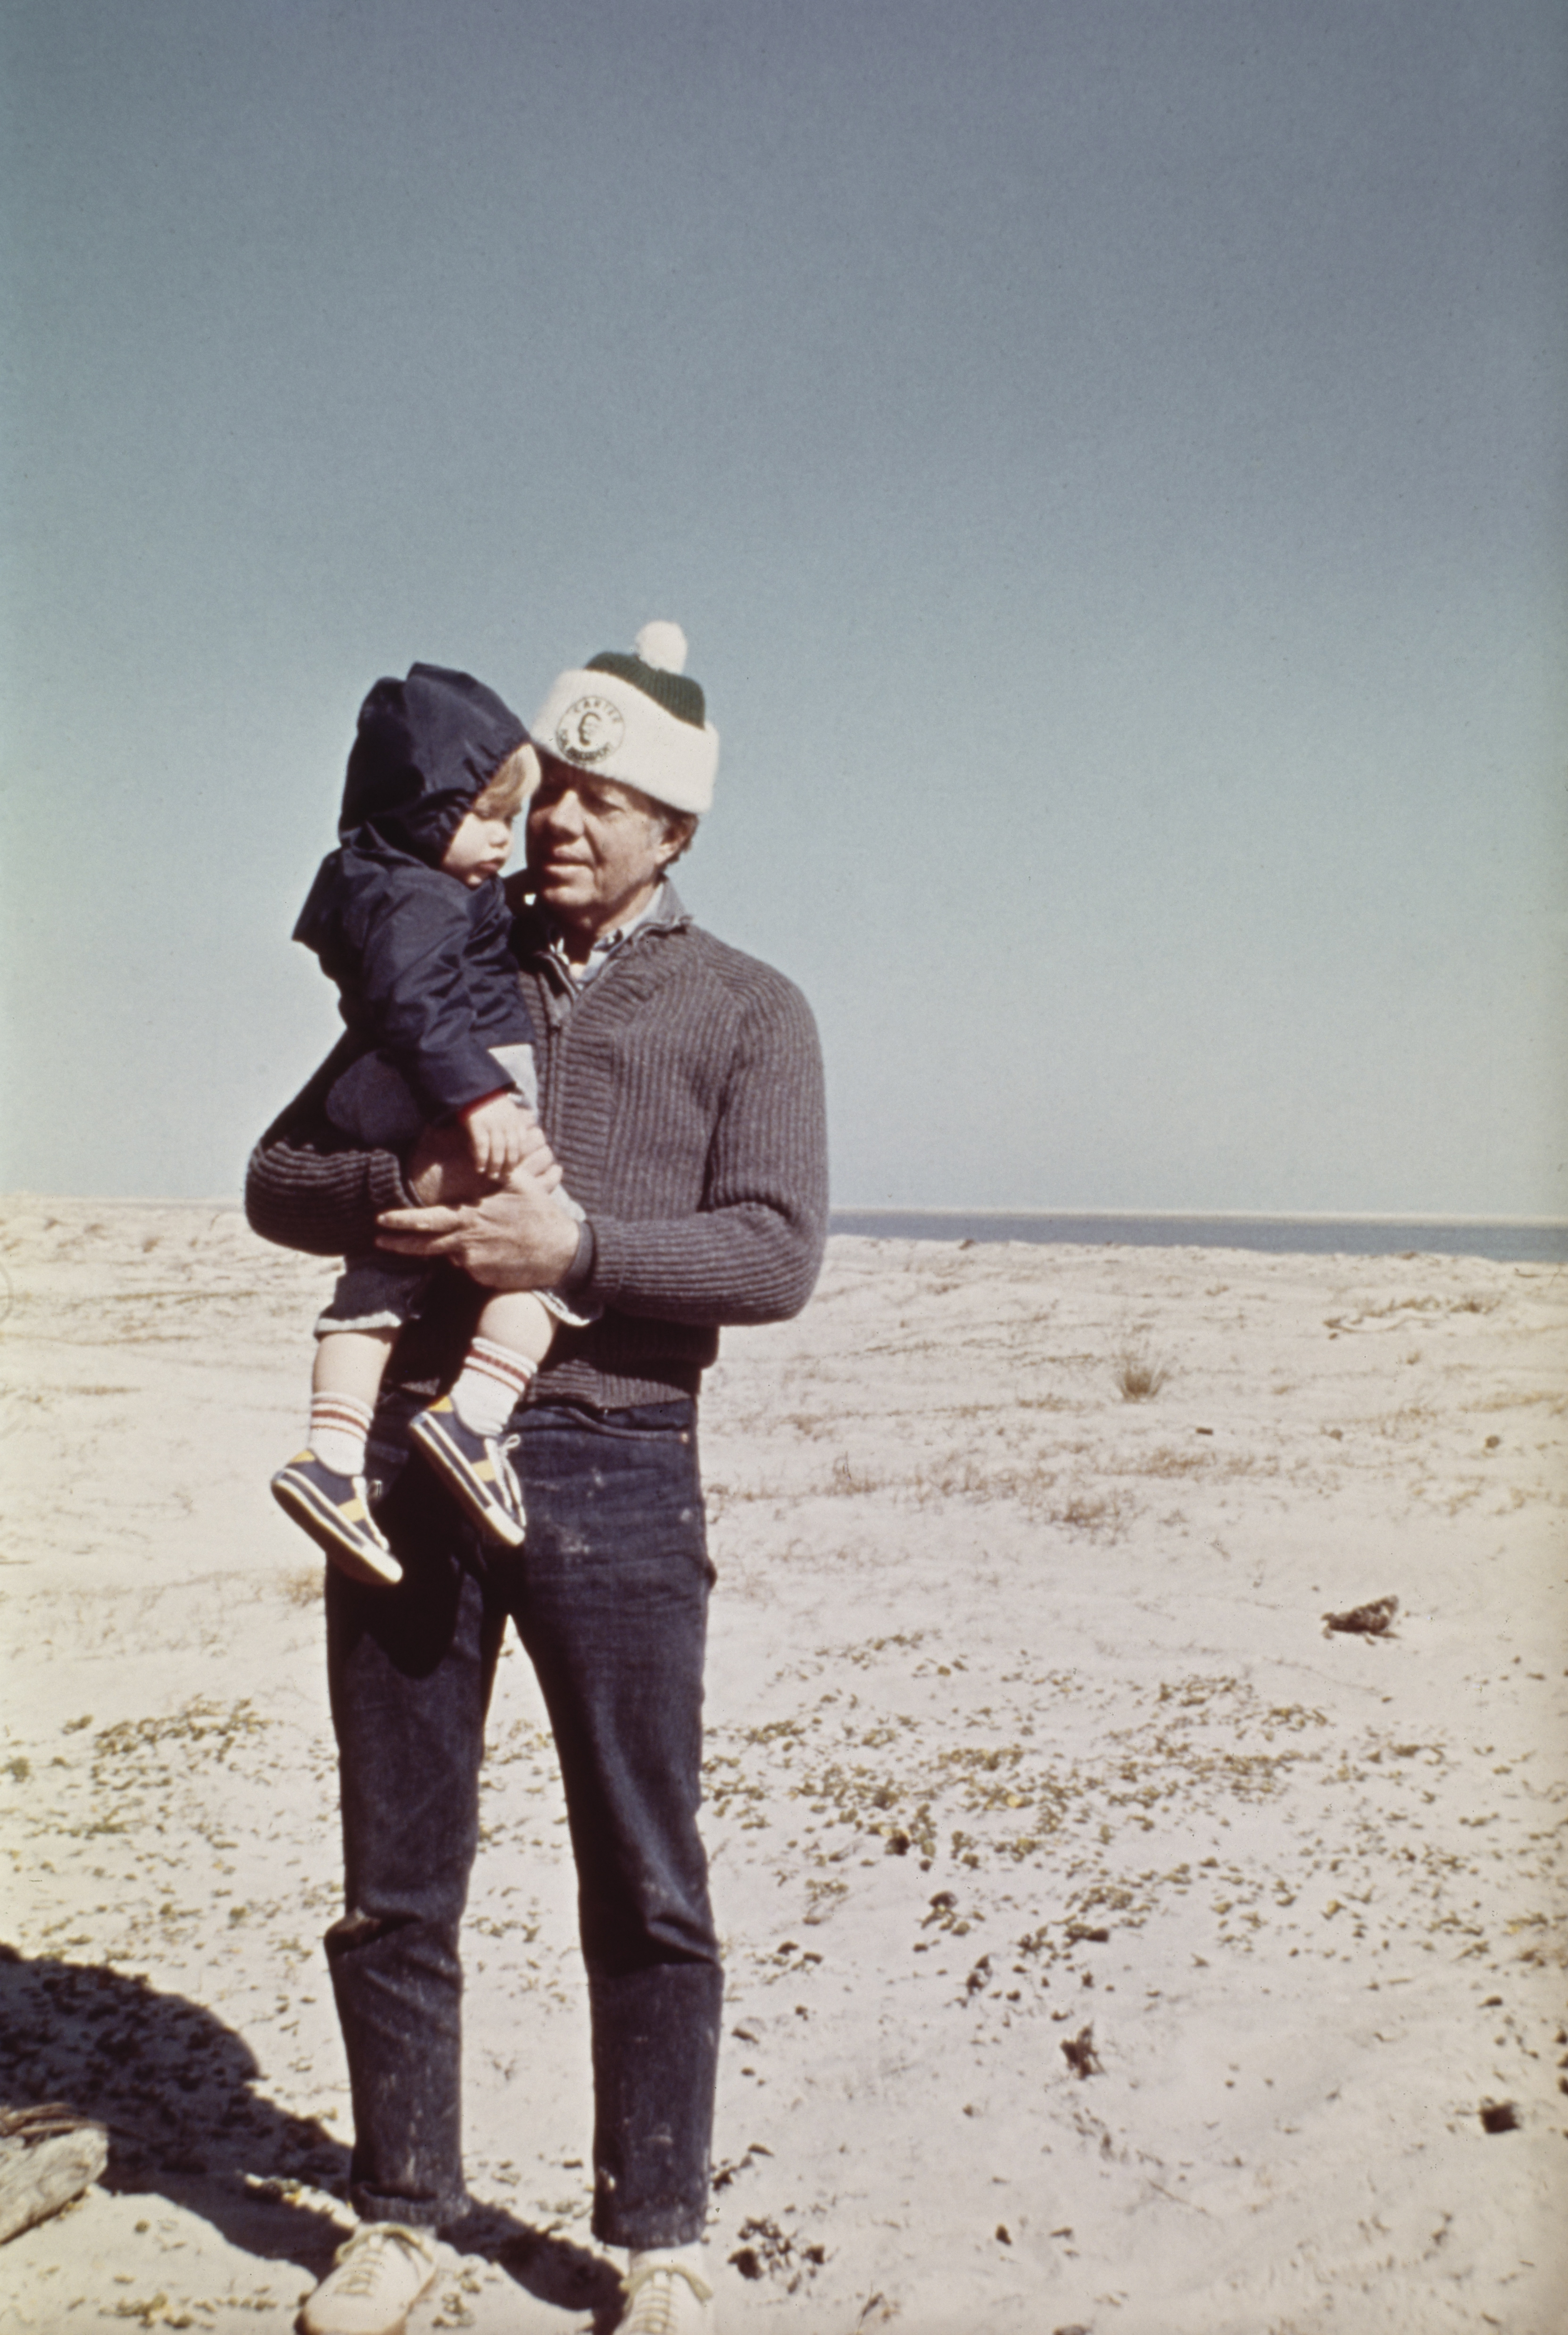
[[555, 696, 625, 767]]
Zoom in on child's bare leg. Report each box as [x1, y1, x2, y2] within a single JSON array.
[[446, 1291, 555, 1434], [306, 1327, 397, 1476], [475, 1291, 555, 1367], [313, 1326, 398, 1406], [444, 1118, 558, 1428]]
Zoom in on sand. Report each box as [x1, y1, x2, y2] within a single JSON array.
[[0, 1195, 1564, 2334]]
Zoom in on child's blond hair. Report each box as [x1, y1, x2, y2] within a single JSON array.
[[472, 741, 541, 824]]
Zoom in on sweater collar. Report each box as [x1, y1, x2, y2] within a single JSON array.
[[514, 879, 691, 974]]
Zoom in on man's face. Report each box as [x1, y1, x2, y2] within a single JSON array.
[[526, 755, 678, 939]]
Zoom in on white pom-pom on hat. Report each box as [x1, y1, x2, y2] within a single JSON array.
[[635, 621, 688, 674]]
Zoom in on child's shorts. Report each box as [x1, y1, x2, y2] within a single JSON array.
[[315, 1232, 592, 1338], [316, 1251, 440, 1337]]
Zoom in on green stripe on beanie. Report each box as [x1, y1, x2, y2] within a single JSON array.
[[587, 650, 705, 729]]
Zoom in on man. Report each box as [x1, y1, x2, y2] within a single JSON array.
[[245, 623, 828, 2335]]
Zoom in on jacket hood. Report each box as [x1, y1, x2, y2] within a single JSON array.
[[339, 663, 529, 863]]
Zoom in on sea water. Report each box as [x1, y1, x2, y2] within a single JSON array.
[[828, 1211, 1568, 1265]]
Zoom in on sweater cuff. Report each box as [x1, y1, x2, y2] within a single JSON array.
[[562, 1218, 597, 1293], [369, 1145, 417, 1217]]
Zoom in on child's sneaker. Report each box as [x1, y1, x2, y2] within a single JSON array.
[[271, 1453, 403, 1585], [408, 1398, 527, 1545]]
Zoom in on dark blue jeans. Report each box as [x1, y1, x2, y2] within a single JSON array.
[[322, 1398, 722, 2249]]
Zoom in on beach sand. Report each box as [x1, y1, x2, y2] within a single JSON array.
[[0, 1197, 1564, 2333]]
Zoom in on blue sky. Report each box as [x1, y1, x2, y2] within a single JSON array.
[[3, 0, 1564, 1211]]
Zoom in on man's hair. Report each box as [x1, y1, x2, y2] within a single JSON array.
[[614, 779, 698, 868], [655, 807, 700, 868], [472, 741, 540, 823]]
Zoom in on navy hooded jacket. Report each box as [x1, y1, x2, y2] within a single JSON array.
[[293, 664, 536, 1120]]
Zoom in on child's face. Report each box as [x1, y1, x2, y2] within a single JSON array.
[[440, 804, 517, 889]]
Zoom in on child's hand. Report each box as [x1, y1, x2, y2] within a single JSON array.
[[460, 1092, 531, 1180]]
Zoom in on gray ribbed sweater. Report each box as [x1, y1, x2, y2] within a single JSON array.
[[245, 886, 829, 1409]]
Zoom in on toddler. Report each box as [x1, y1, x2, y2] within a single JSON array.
[[271, 662, 573, 1585]]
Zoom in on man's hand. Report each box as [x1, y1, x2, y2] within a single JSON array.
[[407, 1117, 562, 1206], [376, 1179, 581, 1291]]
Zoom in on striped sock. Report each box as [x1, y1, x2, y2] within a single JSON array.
[[450, 1339, 537, 1437], [309, 1393, 374, 1478]]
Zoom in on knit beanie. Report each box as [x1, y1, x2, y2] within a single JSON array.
[[531, 621, 718, 815]]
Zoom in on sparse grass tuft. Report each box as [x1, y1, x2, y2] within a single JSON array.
[[1137, 1444, 1212, 1478], [1115, 1349, 1169, 1402], [281, 1566, 326, 1607], [830, 1452, 882, 1496]]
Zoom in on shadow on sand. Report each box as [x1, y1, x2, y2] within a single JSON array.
[[0, 1945, 623, 2319]]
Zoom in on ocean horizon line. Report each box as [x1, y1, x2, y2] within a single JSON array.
[[828, 1206, 1568, 1264], [4, 1188, 1566, 1228], [830, 1205, 1568, 1228]]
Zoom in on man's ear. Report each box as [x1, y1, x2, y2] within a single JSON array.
[[656, 812, 699, 868]]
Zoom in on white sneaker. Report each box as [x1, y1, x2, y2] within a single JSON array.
[[299, 2223, 439, 2335], [618, 2251, 715, 2335]]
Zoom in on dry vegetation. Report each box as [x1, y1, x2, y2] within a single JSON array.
[[1114, 1349, 1169, 1402]]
